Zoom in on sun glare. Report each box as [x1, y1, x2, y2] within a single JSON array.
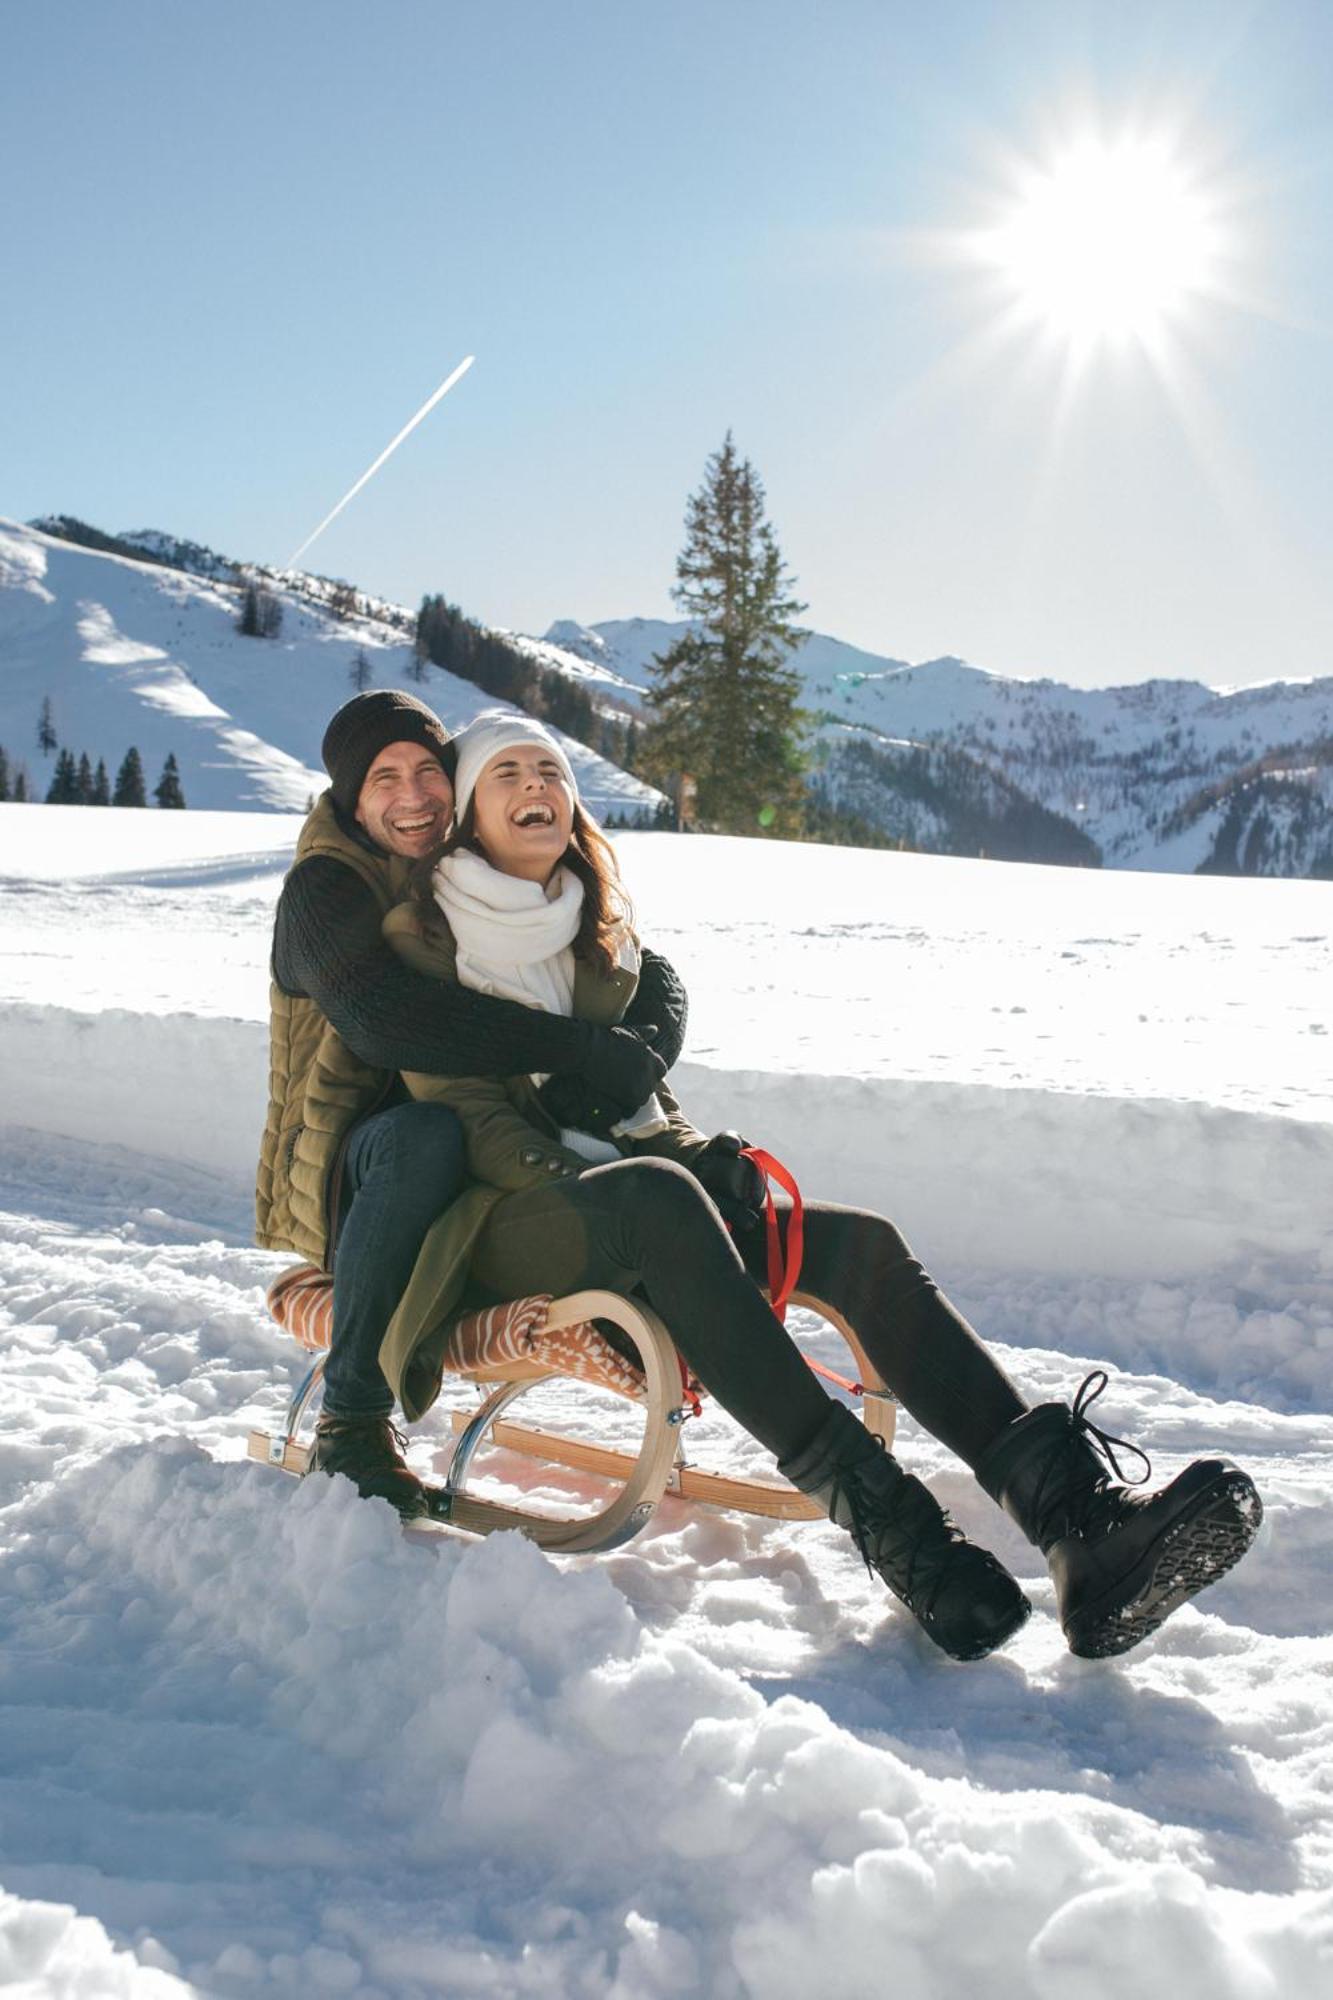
[[980, 134, 1225, 351]]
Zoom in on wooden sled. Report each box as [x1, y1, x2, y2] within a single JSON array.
[[249, 1273, 897, 1556]]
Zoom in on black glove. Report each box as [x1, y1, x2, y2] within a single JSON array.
[[626, 947, 688, 1072], [691, 1131, 766, 1234], [536, 1070, 622, 1139], [572, 1022, 666, 1124]]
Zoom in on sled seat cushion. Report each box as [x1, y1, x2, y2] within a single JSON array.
[[265, 1263, 686, 1404]]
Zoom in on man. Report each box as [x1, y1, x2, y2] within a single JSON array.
[[257, 688, 686, 1517]]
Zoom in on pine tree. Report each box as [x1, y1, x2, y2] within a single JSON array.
[[46, 747, 79, 803], [77, 752, 95, 804], [154, 752, 186, 808], [257, 588, 284, 638], [13, 767, 28, 802], [92, 758, 110, 805], [407, 616, 430, 684], [0, 745, 8, 802], [349, 647, 373, 691], [642, 433, 808, 836], [38, 696, 57, 757], [238, 579, 284, 638], [113, 746, 147, 807]]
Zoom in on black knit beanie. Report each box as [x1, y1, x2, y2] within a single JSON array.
[[321, 689, 455, 815]]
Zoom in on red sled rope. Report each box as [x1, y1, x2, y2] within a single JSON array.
[[738, 1146, 864, 1399]]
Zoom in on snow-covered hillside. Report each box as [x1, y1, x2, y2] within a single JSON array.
[[11, 511, 1329, 872], [0, 520, 664, 823], [550, 617, 1333, 876], [0, 805, 1330, 1993]]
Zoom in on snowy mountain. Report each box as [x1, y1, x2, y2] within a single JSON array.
[[549, 618, 1333, 875], [11, 509, 1329, 871], [0, 520, 665, 823]]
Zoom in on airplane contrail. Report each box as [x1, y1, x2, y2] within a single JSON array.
[[286, 354, 476, 568]]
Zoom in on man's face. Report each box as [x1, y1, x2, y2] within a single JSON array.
[[354, 740, 454, 857]]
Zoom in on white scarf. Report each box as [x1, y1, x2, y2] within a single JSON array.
[[431, 848, 666, 1156], [433, 848, 583, 1014]]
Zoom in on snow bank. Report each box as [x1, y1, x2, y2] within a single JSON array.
[[3, 1439, 1327, 1999], [5, 994, 1331, 1301]]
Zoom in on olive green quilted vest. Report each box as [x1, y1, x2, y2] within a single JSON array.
[[254, 795, 412, 1266]]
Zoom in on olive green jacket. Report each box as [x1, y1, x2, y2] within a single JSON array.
[[379, 898, 709, 1420], [255, 796, 414, 1265]]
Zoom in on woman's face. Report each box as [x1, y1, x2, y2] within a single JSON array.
[[472, 743, 575, 882]]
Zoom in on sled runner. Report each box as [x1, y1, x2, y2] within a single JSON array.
[[248, 1269, 898, 1555]]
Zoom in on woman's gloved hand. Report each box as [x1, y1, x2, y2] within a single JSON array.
[[546, 1025, 663, 1135], [537, 1069, 618, 1138], [692, 1132, 766, 1234]]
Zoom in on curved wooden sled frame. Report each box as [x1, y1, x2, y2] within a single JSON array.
[[248, 1286, 896, 1555]]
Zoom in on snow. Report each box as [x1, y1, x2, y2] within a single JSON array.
[[0, 521, 665, 825], [1, 806, 1330, 1995], [557, 616, 1333, 874]]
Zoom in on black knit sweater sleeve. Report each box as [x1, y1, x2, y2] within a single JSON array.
[[625, 944, 689, 1071], [272, 855, 597, 1078]]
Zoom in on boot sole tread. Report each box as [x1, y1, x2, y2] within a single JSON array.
[[1065, 1467, 1262, 1659]]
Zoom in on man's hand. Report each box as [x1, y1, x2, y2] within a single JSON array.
[[692, 1131, 766, 1233], [574, 1023, 666, 1121]]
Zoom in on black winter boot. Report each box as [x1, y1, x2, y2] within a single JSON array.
[[975, 1372, 1262, 1659], [779, 1403, 1031, 1661], [307, 1413, 432, 1521]]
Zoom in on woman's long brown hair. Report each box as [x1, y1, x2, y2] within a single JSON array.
[[412, 797, 633, 977]]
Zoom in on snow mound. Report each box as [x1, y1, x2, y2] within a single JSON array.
[[3, 1433, 1328, 1998]]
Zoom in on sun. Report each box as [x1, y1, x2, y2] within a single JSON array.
[[978, 133, 1226, 352]]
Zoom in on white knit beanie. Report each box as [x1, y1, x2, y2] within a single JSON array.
[[452, 709, 579, 825]]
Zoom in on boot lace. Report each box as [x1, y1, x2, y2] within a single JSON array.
[[1031, 1371, 1152, 1544], [836, 1436, 968, 1617], [1071, 1372, 1153, 1483]]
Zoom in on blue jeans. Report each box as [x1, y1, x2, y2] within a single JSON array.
[[323, 1101, 467, 1419]]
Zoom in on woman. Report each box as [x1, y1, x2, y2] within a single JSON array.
[[379, 711, 1262, 1663]]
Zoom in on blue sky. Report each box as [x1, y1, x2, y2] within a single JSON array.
[[3, 0, 1331, 688]]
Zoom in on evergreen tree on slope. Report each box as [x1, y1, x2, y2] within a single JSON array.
[[642, 432, 808, 836], [113, 747, 147, 807], [46, 748, 79, 803], [154, 753, 186, 808]]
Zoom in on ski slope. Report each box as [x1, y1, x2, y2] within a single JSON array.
[[0, 807, 1329, 1996], [0, 520, 664, 824]]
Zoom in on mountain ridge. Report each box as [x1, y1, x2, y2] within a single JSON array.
[[546, 616, 1333, 874], [9, 514, 1330, 873], [0, 519, 663, 823]]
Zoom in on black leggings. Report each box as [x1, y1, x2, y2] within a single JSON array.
[[468, 1157, 1026, 1468]]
